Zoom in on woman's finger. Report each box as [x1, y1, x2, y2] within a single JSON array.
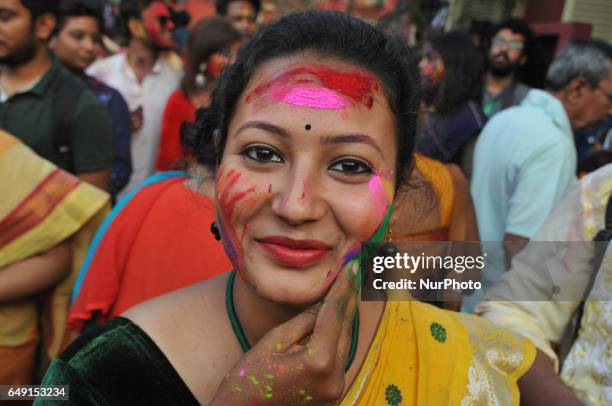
[[334, 292, 358, 368], [308, 261, 359, 361], [258, 302, 320, 353]]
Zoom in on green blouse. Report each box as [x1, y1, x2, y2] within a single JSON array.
[[36, 318, 199, 405]]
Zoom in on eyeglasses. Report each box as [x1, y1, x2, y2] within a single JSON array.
[[491, 37, 524, 50]]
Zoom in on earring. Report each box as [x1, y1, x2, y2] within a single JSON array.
[[195, 62, 207, 88], [378, 226, 397, 258], [210, 221, 221, 241], [385, 227, 393, 242]]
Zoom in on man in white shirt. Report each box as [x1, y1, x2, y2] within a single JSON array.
[[88, 0, 182, 198]]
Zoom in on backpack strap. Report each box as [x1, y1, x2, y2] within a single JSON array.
[[52, 74, 86, 172], [500, 80, 518, 111]]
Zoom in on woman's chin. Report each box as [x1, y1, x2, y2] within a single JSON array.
[[246, 272, 331, 307]]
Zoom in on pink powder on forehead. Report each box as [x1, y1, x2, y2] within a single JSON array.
[[280, 86, 347, 110], [246, 66, 378, 111]]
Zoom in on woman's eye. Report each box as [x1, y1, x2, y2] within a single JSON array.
[[70, 31, 84, 40], [329, 159, 372, 176], [241, 146, 283, 163]]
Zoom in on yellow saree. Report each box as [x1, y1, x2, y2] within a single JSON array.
[[341, 301, 535, 405], [0, 131, 110, 384]]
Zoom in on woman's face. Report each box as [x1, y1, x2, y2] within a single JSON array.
[[419, 42, 444, 90], [215, 55, 397, 306]]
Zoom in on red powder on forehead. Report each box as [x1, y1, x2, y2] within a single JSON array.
[[246, 66, 379, 110]]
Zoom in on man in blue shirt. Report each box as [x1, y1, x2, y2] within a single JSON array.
[[466, 39, 612, 312], [50, 0, 132, 198]]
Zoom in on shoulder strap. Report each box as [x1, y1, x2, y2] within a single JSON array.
[[53, 74, 86, 172], [500, 80, 518, 111]]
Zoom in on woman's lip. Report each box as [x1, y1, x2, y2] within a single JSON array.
[[257, 241, 330, 268], [256, 236, 332, 250]]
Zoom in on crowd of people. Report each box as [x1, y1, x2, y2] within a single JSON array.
[[1, 0, 611, 405]]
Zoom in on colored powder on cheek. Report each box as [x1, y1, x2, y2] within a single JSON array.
[[368, 174, 394, 221], [241, 192, 265, 217], [239, 369, 246, 377], [217, 169, 259, 218], [342, 243, 361, 266], [368, 204, 394, 242], [217, 218, 240, 266], [280, 86, 347, 110], [225, 187, 256, 218], [218, 170, 241, 212]]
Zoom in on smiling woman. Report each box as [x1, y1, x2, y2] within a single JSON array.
[[38, 11, 540, 406]]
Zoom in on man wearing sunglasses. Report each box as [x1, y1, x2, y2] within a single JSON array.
[[483, 18, 534, 118], [87, 0, 182, 199]]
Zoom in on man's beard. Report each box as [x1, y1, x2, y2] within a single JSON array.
[[488, 52, 520, 79], [0, 34, 38, 68]]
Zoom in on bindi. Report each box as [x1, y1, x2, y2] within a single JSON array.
[[305, 124, 311, 131]]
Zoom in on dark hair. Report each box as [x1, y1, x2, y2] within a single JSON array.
[[180, 17, 241, 95], [55, 0, 103, 36], [184, 10, 420, 190], [492, 18, 534, 58], [577, 150, 612, 175], [19, 0, 59, 19], [216, 0, 261, 16], [428, 30, 484, 112], [115, 0, 151, 44]]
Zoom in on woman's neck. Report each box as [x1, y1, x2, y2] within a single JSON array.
[[232, 272, 308, 346]]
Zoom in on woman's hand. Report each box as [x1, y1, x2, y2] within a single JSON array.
[[211, 261, 360, 405]]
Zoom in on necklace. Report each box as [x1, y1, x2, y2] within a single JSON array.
[[225, 270, 359, 372]]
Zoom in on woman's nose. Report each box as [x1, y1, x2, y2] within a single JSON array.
[[271, 171, 326, 226]]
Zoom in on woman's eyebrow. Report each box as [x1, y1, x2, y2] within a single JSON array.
[[236, 121, 290, 138], [320, 134, 384, 158], [235, 121, 384, 158]]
